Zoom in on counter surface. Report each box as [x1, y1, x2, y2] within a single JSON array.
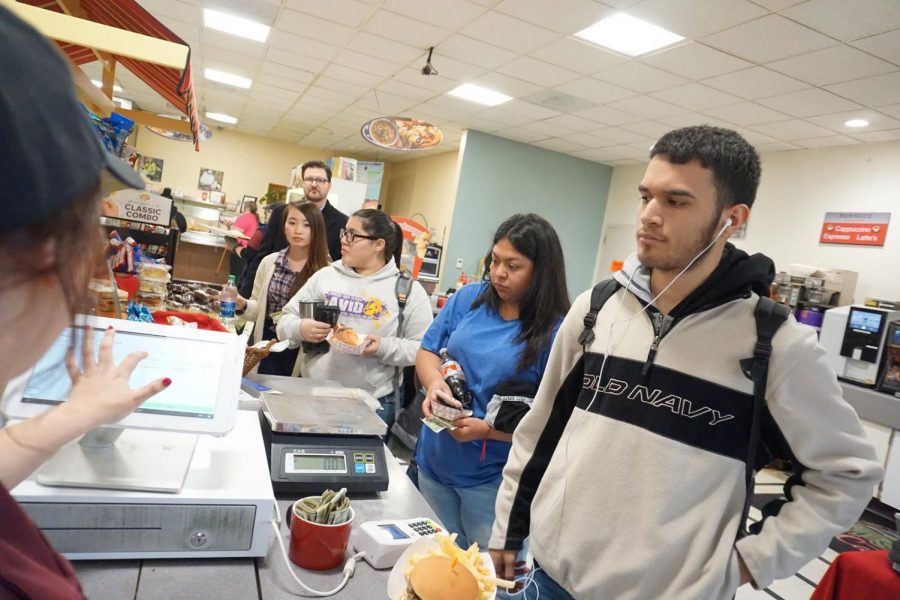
[[840, 382, 900, 430], [71, 410, 434, 600]]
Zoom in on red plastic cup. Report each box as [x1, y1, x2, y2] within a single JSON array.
[[289, 498, 355, 570]]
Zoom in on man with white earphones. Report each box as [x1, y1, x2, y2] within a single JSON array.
[[489, 126, 882, 600]]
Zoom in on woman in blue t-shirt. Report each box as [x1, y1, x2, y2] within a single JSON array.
[[415, 213, 570, 550]]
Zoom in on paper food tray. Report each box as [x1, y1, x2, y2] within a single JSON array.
[[386, 537, 496, 600]]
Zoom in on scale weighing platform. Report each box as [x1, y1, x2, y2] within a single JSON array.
[[259, 391, 390, 495]]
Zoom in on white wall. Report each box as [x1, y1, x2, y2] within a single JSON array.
[[597, 141, 900, 301]]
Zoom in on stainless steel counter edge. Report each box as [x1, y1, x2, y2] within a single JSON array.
[[179, 231, 227, 248], [841, 382, 900, 430]]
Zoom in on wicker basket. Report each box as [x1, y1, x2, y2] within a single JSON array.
[[242, 339, 277, 376]]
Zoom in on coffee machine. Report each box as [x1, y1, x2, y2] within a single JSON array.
[[877, 321, 900, 396], [820, 305, 900, 386]]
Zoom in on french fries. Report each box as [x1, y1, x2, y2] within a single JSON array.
[[403, 533, 497, 600]]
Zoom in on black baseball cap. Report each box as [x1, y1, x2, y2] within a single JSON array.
[[0, 5, 144, 234]]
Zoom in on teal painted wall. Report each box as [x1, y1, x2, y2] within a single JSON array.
[[441, 130, 612, 297]]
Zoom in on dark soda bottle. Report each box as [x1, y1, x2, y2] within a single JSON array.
[[438, 348, 472, 410]]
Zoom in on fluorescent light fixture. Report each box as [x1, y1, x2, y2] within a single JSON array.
[[206, 112, 238, 125], [447, 83, 512, 107], [203, 8, 270, 42], [575, 13, 684, 56], [204, 68, 252, 89], [844, 118, 869, 128], [91, 79, 123, 93], [112, 97, 133, 110]]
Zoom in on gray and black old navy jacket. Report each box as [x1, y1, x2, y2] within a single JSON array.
[[491, 246, 882, 599]]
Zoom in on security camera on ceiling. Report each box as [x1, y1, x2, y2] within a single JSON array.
[[421, 47, 438, 76]]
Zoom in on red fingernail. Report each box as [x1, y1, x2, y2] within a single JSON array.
[[107, 326, 114, 331], [162, 378, 172, 387]]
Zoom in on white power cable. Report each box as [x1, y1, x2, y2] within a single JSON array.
[[270, 501, 366, 597]]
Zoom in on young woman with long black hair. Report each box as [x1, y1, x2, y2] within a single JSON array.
[[415, 213, 570, 550]]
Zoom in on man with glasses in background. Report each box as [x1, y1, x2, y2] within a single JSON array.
[[239, 161, 348, 296]]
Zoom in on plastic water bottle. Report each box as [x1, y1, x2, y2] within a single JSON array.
[[219, 275, 238, 333], [438, 348, 473, 410]]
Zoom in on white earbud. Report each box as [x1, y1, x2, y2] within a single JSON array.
[[716, 217, 734, 238]]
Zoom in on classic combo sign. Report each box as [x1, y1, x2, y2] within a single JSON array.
[[819, 212, 890, 247]]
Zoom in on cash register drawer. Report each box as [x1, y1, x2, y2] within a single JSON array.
[[22, 503, 257, 553]]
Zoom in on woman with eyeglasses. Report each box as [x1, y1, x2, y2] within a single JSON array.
[[413, 213, 570, 553], [235, 201, 330, 376], [278, 209, 433, 431]]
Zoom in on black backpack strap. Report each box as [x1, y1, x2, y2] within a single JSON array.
[[578, 279, 620, 348], [391, 271, 415, 430], [737, 297, 792, 537]]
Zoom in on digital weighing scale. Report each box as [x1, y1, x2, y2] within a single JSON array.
[[259, 391, 390, 495]]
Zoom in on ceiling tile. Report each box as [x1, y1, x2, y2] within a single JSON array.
[[595, 62, 689, 94], [527, 116, 585, 134], [255, 73, 308, 93], [849, 129, 900, 142], [702, 102, 790, 126], [202, 30, 267, 58], [640, 42, 753, 81], [494, 0, 613, 34], [703, 15, 837, 63], [607, 95, 686, 119], [161, 18, 200, 45], [265, 48, 328, 73], [314, 77, 373, 97], [553, 77, 636, 104], [260, 61, 317, 84], [461, 11, 558, 53], [793, 135, 860, 148], [650, 83, 744, 111], [877, 103, 900, 119], [758, 88, 862, 117], [276, 10, 357, 46], [469, 106, 533, 127], [629, 0, 767, 39], [332, 49, 404, 78], [560, 130, 617, 148], [621, 120, 673, 138], [304, 86, 361, 105], [363, 11, 451, 48], [392, 69, 459, 93], [533, 138, 589, 154], [322, 64, 385, 88], [267, 30, 342, 61], [471, 71, 542, 98], [529, 37, 627, 75], [825, 72, 900, 107], [747, 0, 804, 9], [376, 79, 440, 102], [851, 30, 900, 67], [418, 55, 487, 81], [435, 34, 518, 69], [498, 57, 581, 87], [656, 112, 726, 128], [806, 109, 900, 133], [139, 0, 199, 23], [251, 82, 304, 101], [755, 141, 800, 152], [751, 119, 836, 140], [591, 126, 649, 144], [346, 33, 425, 65], [732, 128, 778, 145], [767, 45, 897, 86], [499, 99, 562, 120], [202, 46, 260, 72], [574, 104, 643, 126], [283, 0, 377, 28], [494, 127, 551, 143], [781, 0, 900, 41], [382, 0, 487, 31], [700, 66, 809, 100], [363, 90, 419, 114]]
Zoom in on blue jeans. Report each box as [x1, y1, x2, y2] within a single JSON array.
[[530, 567, 575, 600], [376, 390, 399, 435], [417, 469, 501, 550]]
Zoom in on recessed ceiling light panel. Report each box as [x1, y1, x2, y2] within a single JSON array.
[[447, 83, 512, 107], [206, 112, 239, 125], [204, 68, 252, 89], [844, 119, 869, 128], [203, 8, 270, 42], [575, 13, 684, 56]]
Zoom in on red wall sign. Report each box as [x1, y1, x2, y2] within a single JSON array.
[[819, 212, 890, 246]]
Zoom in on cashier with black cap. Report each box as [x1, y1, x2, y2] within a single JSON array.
[[0, 7, 170, 598]]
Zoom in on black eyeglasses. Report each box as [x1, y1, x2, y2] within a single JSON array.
[[303, 177, 329, 185], [339, 228, 378, 243]]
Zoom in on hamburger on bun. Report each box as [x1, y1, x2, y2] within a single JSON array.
[[404, 555, 479, 600]]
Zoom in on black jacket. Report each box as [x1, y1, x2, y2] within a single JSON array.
[[238, 200, 348, 297]]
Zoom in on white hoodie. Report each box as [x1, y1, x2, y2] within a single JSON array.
[[277, 260, 433, 398]]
